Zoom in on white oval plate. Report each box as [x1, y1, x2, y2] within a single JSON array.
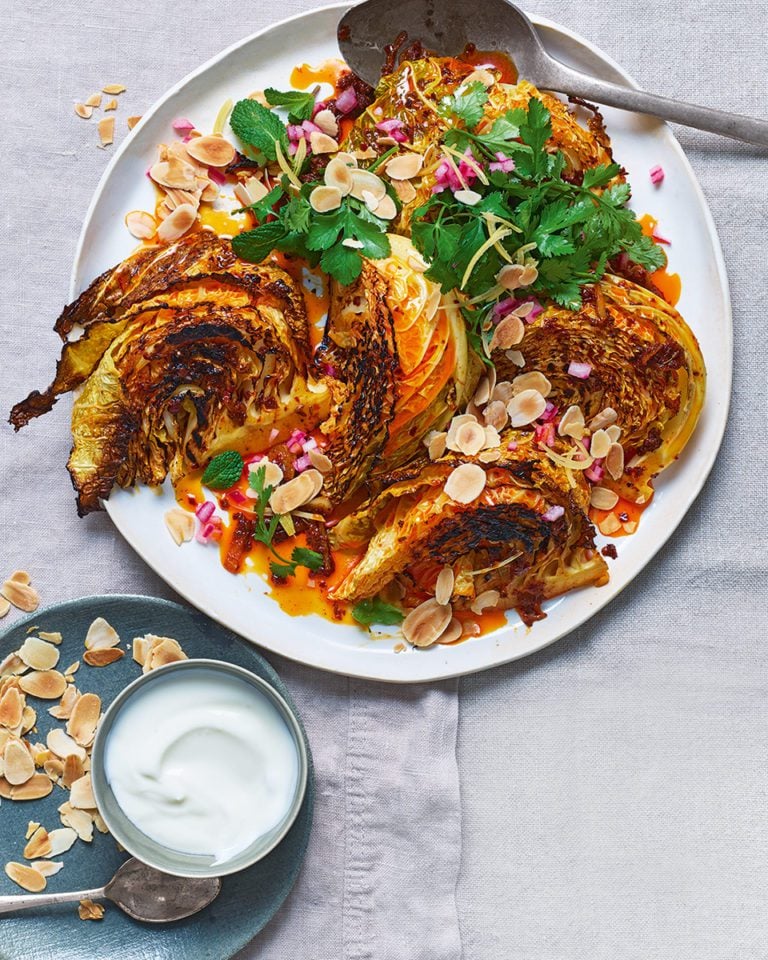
[[71, 4, 731, 682]]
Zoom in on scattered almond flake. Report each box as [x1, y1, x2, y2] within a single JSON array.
[[98, 117, 115, 146], [67, 693, 101, 747], [0, 597, 10, 618], [32, 746, 49, 766], [309, 131, 339, 154], [43, 758, 64, 782], [0, 686, 24, 728], [454, 420, 486, 457], [402, 598, 453, 648], [164, 508, 195, 546], [83, 648, 125, 668], [605, 424, 621, 443], [59, 801, 94, 842], [473, 375, 491, 406], [11, 777, 52, 802], [79, 899, 106, 921], [127, 115, 141, 130], [20, 670, 67, 700], [589, 407, 618, 431], [462, 620, 482, 638], [45, 827, 78, 857], [21, 705, 36, 734], [444, 463, 487, 505], [445, 413, 478, 451], [186, 135, 236, 168], [384, 152, 424, 180], [3, 739, 35, 785], [470, 589, 501, 615], [62, 753, 85, 790], [0, 778, 12, 799], [143, 637, 187, 673], [314, 108, 339, 137], [483, 400, 508, 431], [507, 389, 546, 428], [84, 93, 102, 108], [512, 371, 551, 398], [0, 652, 26, 675], [5, 861, 46, 892], [125, 210, 156, 240], [74, 103, 93, 120], [478, 449, 501, 463], [490, 315, 524, 352], [48, 684, 80, 720], [605, 442, 624, 480], [435, 567, 455, 606], [157, 202, 197, 242], [505, 349, 525, 368], [18, 636, 60, 672], [393, 642, 406, 654], [9, 570, 31, 585], [38, 631, 62, 646], [392, 179, 417, 203], [1, 580, 40, 613], [590, 429, 611, 460], [31, 860, 64, 878], [558, 404, 585, 439], [70, 773, 95, 810], [64, 661, 80, 677], [496, 263, 527, 290], [435, 618, 463, 645], [248, 458, 284, 488], [46, 728, 86, 762], [426, 431, 447, 461], [84, 618, 120, 652], [132, 636, 150, 666], [92, 811, 109, 834], [104, 98, 118, 111], [600, 513, 622, 535], [308, 449, 333, 474], [269, 470, 323, 515], [23, 826, 52, 860], [25, 821, 41, 840], [590, 486, 620, 511], [102, 83, 126, 95]]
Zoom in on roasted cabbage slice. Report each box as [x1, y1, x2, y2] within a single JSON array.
[[316, 236, 482, 503], [494, 275, 705, 503], [330, 431, 607, 625]]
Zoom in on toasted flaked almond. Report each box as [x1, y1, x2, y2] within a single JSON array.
[[19, 670, 67, 700], [74, 103, 93, 119], [37, 631, 62, 645], [496, 263, 527, 290], [606, 424, 622, 442], [32, 746, 49, 766], [150, 156, 197, 190], [132, 636, 150, 666], [483, 400, 508, 431], [59, 801, 94, 842], [324, 156, 355, 195], [384, 153, 423, 180], [127, 115, 141, 130], [590, 429, 611, 460], [478, 449, 502, 463], [31, 860, 64, 878], [470, 589, 501, 614], [43, 758, 64, 781], [590, 486, 619, 511], [48, 684, 80, 720], [92, 811, 109, 834], [473, 375, 491, 406], [248, 458, 284, 488], [84, 618, 120, 651], [490, 315, 524, 352], [313, 108, 339, 137], [519, 264, 538, 286], [558, 404, 586, 439], [186, 135, 236, 167], [269, 471, 322, 515], [435, 617, 463, 645], [67, 693, 101, 747], [506, 349, 525, 368], [454, 421, 486, 457], [512, 371, 551, 398], [24, 826, 52, 860], [104, 98, 118, 111], [601, 513, 623, 535], [79, 899, 106, 921], [164, 508, 195, 546], [0, 652, 25, 675], [64, 662, 79, 677], [83, 648, 124, 668], [402, 598, 453, 648], [392, 179, 417, 203], [349, 169, 386, 202], [47, 728, 86, 762], [13, 773, 53, 800], [6, 861, 46, 892], [507, 389, 546, 428], [589, 406, 618, 431], [307, 449, 333, 474], [465, 67, 496, 87], [18, 637, 60, 672], [1, 580, 40, 612], [309, 185, 342, 213], [9, 570, 31, 585], [46, 827, 78, 857], [606, 442, 625, 480], [21, 705, 35, 734], [0, 776, 12, 798], [0, 597, 10, 618], [445, 413, 478, 450], [25, 821, 40, 840], [444, 463, 486, 505], [85, 92, 102, 108], [374, 194, 397, 220], [70, 774, 95, 810], [102, 83, 126, 94], [483, 423, 501, 448], [125, 210, 156, 240], [3, 739, 35, 785], [62, 754, 85, 790], [309, 131, 339, 154], [156, 202, 197, 242], [143, 637, 187, 674], [0, 687, 24, 728], [435, 567, 455, 606], [98, 117, 115, 146], [426, 431, 447, 461]]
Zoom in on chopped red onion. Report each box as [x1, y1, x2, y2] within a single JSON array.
[[172, 117, 195, 133], [334, 85, 358, 115], [542, 505, 565, 522], [568, 361, 592, 380], [195, 501, 215, 523], [650, 165, 665, 185], [585, 463, 605, 484], [294, 454, 312, 472]]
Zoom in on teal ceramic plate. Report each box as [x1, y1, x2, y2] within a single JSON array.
[[0, 595, 314, 960]]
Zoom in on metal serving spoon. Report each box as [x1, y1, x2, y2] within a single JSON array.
[[0, 857, 221, 922], [338, 0, 768, 146]]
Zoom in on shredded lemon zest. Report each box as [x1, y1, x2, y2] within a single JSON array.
[[544, 444, 595, 471], [292, 136, 307, 175], [274, 139, 302, 190], [441, 150, 468, 190], [481, 210, 522, 234], [213, 98, 233, 136], [466, 553, 521, 577], [461, 225, 513, 290], [441, 144, 489, 185]]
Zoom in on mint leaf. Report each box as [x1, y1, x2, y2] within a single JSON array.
[[305, 210, 344, 251], [202, 450, 244, 489], [439, 81, 489, 129], [264, 87, 316, 122], [232, 221, 287, 263], [352, 597, 405, 627], [230, 99, 289, 162], [320, 243, 362, 285]]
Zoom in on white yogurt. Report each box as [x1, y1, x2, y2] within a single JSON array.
[[104, 668, 300, 864]]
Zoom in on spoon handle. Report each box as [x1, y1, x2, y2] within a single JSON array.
[[543, 64, 768, 146], [0, 885, 105, 914]]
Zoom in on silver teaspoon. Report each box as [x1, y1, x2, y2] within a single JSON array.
[[338, 0, 768, 146], [0, 857, 221, 922]]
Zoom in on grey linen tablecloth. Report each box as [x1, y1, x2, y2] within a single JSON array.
[[1, 1, 766, 958]]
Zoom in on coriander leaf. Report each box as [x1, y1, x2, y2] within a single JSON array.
[[232, 221, 287, 263], [439, 81, 489, 129], [602, 182, 632, 207], [282, 194, 312, 233], [290, 547, 324, 571], [622, 233, 667, 271], [305, 210, 344, 251], [320, 243, 362, 285], [581, 162, 622, 190], [350, 211, 391, 260], [202, 450, 244, 489], [352, 597, 405, 627], [269, 561, 296, 578], [230, 98, 289, 163], [264, 87, 316, 122]]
